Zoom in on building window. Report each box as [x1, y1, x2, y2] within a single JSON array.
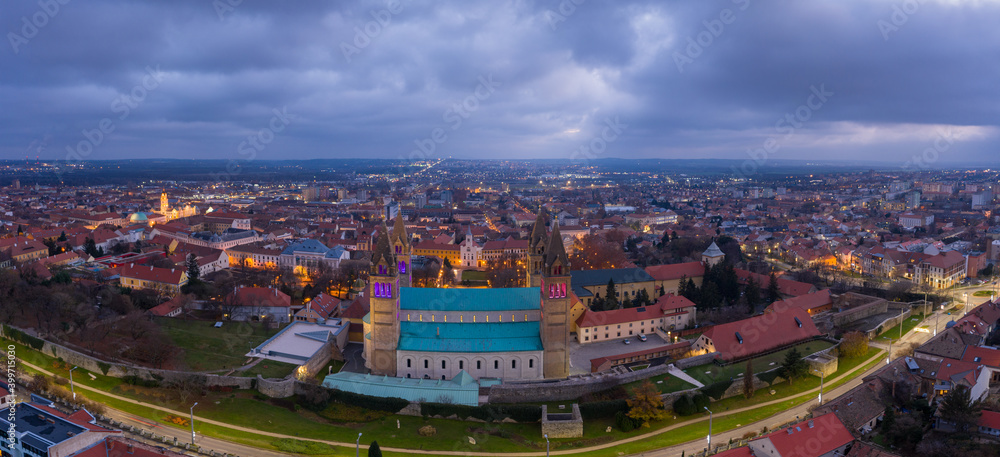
[[424, 360, 429, 369], [459, 361, 464, 370], [407, 359, 412, 368], [477, 361, 482, 370], [494, 360, 499, 370], [529, 359, 534, 368], [512, 360, 517, 369], [442, 360, 446, 369]]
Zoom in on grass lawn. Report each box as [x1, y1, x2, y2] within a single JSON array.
[[684, 340, 835, 386], [623, 373, 697, 394], [875, 314, 925, 342], [239, 360, 298, 379], [6, 332, 884, 457], [461, 270, 487, 281], [315, 360, 346, 380], [154, 317, 281, 371], [974, 290, 995, 297]]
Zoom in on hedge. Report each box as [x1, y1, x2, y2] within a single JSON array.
[[757, 370, 781, 384], [579, 399, 629, 420], [700, 379, 733, 400], [672, 393, 710, 416], [5, 326, 44, 350], [420, 403, 541, 423], [330, 389, 409, 413], [615, 411, 642, 432]]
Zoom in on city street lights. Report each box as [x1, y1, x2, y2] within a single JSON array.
[[964, 293, 969, 316], [544, 433, 550, 457], [356, 433, 363, 457], [189, 402, 198, 445], [705, 407, 713, 451], [812, 369, 825, 405], [69, 366, 78, 401]]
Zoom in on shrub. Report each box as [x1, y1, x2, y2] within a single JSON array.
[[757, 370, 781, 384], [418, 403, 541, 422], [673, 393, 710, 416], [700, 379, 733, 401], [615, 410, 642, 432], [97, 362, 111, 376], [579, 399, 629, 420], [121, 375, 160, 388], [839, 331, 869, 359], [418, 425, 437, 436]]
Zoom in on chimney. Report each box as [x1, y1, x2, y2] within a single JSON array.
[[808, 420, 814, 429], [787, 428, 793, 435]]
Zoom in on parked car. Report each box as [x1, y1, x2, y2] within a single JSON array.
[[638, 334, 647, 342], [623, 339, 631, 345]]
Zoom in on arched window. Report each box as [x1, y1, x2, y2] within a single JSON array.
[[378, 264, 386, 275], [494, 360, 499, 370], [442, 360, 446, 369], [512, 359, 517, 369], [398, 261, 407, 273], [560, 283, 567, 298], [424, 360, 429, 369], [407, 359, 412, 368], [529, 359, 534, 368]]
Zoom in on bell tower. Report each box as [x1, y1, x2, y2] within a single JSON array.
[[368, 221, 400, 376], [527, 211, 547, 288], [540, 223, 571, 379], [389, 212, 412, 288], [160, 191, 169, 214]]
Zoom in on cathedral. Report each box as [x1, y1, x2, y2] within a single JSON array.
[[158, 191, 198, 220], [363, 212, 572, 381]]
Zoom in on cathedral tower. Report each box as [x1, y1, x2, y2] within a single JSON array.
[[160, 191, 169, 214], [389, 212, 412, 288], [369, 221, 400, 376], [540, 223, 571, 379], [527, 211, 547, 288]]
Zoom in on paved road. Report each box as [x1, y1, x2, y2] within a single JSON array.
[[20, 350, 883, 457]]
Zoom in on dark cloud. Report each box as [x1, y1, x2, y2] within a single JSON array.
[[1, 0, 998, 164]]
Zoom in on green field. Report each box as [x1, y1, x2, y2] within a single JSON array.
[[623, 373, 697, 394], [461, 270, 487, 282], [684, 340, 835, 385], [239, 360, 298, 379], [875, 314, 924, 342], [154, 317, 281, 371], [5, 332, 884, 457], [974, 290, 996, 297]]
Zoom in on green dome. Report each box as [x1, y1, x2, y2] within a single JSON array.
[[129, 212, 149, 222]]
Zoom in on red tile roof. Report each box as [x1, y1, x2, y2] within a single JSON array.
[[768, 289, 832, 314], [979, 410, 1000, 431], [756, 412, 853, 457], [229, 286, 291, 308], [702, 307, 821, 361], [576, 294, 695, 328], [736, 269, 816, 297], [119, 264, 186, 285]]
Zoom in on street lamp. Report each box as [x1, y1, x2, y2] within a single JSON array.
[[964, 293, 969, 316], [705, 407, 713, 451], [885, 338, 893, 365], [356, 432, 363, 457], [69, 366, 78, 401], [544, 433, 550, 457], [189, 402, 198, 445], [813, 369, 825, 405]]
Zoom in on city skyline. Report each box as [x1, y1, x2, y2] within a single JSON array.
[[2, 0, 999, 163]]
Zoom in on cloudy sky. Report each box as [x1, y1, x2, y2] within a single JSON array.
[[2, 0, 999, 165]]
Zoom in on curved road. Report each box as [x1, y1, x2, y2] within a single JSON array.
[[20, 349, 884, 457]]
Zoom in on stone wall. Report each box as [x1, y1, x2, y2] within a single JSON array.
[[258, 376, 296, 398], [489, 364, 671, 403], [833, 296, 888, 326], [28, 334, 253, 389], [674, 352, 717, 369], [297, 341, 334, 379], [541, 404, 583, 438]]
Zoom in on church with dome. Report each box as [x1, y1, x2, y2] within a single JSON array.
[[362, 212, 573, 381]]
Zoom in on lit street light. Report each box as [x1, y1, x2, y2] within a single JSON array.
[[69, 366, 78, 401], [705, 407, 713, 451], [544, 433, 550, 457], [190, 402, 198, 445], [356, 432, 363, 457], [812, 369, 825, 405]]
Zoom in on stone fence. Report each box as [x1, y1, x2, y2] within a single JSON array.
[[488, 363, 672, 403]]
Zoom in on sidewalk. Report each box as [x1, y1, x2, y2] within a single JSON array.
[[667, 363, 705, 388]]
